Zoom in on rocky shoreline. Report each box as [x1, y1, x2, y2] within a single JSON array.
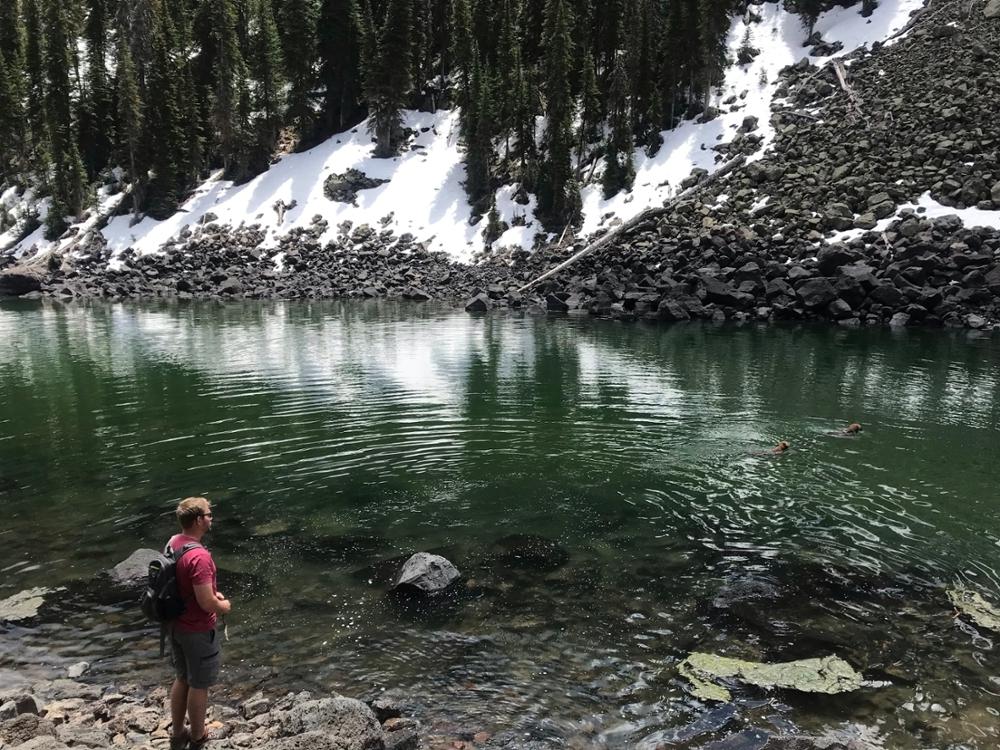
[[0, 676, 423, 750], [2, 0, 1000, 330]]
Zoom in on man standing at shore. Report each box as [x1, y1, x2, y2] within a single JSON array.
[[168, 497, 231, 750]]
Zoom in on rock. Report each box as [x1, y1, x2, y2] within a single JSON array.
[[966, 314, 987, 329], [279, 697, 384, 749], [889, 312, 911, 328], [14, 695, 43, 716], [241, 694, 272, 719], [545, 293, 569, 312], [383, 728, 419, 750], [0, 714, 56, 745], [827, 298, 854, 319], [390, 553, 460, 594], [0, 588, 58, 624], [949, 588, 1000, 630], [992, 182, 1000, 203], [368, 697, 402, 723], [65, 662, 89, 680], [10, 737, 70, 750], [464, 293, 491, 312], [107, 549, 159, 590], [0, 268, 43, 297], [816, 244, 860, 275], [702, 276, 752, 308], [795, 278, 837, 309], [985, 0, 1000, 18], [323, 170, 390, 205], [678, 652, 869, 703], [0, 702, 15, 721]]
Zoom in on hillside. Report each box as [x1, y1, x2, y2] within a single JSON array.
[[2, 0, 1000, 329]]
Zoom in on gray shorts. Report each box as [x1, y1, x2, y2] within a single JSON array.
[[170, 627, 222, 689]]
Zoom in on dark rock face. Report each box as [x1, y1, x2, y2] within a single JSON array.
[[0, 269, 43, 296], [107, 548, 159, 591], [323, 169, 390, 205], [390, 552, 460, 594]]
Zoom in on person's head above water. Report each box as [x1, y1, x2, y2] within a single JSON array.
[[773, 440, 790, 453], [844, 423, 862, 434]]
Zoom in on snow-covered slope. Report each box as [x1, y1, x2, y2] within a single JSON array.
[[5, 0, 945, 266]]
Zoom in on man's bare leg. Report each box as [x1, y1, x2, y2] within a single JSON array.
[[187, 687, 209, 740], [170, 678, 189, 737]]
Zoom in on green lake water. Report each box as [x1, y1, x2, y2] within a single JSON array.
[[1, 299, 999, 747]]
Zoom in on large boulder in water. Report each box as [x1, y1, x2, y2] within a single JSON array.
[[107, 549, 159, 591], [0, 268, 42, 297], [0, 587, 60, 625], [390, 553, 460, 595]]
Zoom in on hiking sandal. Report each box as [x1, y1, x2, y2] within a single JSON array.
[[168, 728, 189, 750], [187, 733, 210, 749]]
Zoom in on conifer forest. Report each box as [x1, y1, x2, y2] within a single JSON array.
[[0, 0, 830, 239]]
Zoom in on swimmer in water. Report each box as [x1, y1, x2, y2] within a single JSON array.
[[828, 422, 862, 436], [772, 440, 790, 454]]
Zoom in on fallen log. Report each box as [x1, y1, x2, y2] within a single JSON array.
[[517, 154, 746, 293]]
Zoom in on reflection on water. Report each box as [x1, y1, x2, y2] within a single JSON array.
[[1, 299, 999, 747]]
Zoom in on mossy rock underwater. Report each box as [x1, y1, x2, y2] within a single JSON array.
[[678, 652, 872, 702]]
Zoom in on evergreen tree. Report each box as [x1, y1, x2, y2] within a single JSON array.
[[495, 0, 521, 160], [143, 0, 183, 218], [697, 0, 732, 115], [317, 0, 361, 134], [0, 3, 28, 183], [175, 10, 205, 188], [463, 54, 493, 211], [115, 34, 144, 217], [42, 0, 88, 238], [450, 0, 475, 128], [537, 0, 578, 228], [796, 0, 825, 35], [510, 47, 535, 188], [210, 0, 251, 178], [23, 0, 47, 173], [0, 0, 24, 63], [576, 55, 601, 167], [252, 0, 285, 153], [602, 52, 634, 198], [354, 0, 412, 158], [79, 0, 114, 178], [279, 0, 319, 132]]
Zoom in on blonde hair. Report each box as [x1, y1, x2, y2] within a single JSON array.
[[176, 497, 210, 530]]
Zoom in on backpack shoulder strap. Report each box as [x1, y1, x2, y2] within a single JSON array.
[[173, 542, 203, 564]]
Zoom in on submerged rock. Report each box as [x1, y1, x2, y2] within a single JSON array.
[[678, 652, 869, 702], [948, 588, 1000, 631], [391, 553, 460, 594], [0, 587, 61, 624]]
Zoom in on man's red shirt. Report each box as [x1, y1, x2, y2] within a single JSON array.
[[168, 533, 218, 632]]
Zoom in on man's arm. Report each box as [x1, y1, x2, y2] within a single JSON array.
[[194, 584, 231, 615]]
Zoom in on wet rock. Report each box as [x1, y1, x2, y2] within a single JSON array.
[[0, 588, 59, 625], [0, 268, 43, 296], [391, 553, 460, 595], [107, 548, 159, 590], [465, 293, 492, 312], [795, 278, 838, 309]]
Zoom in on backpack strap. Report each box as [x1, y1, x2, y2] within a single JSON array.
[[157, 542, 204, 659]]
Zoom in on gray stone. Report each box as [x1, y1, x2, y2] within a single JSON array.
[[65, 662, 89, 680], [985, 0, 1000, 18], [0, 714, 56, 745], [0, 589, 57, 624], [279, 698, 384, 749], [967, 314, 987, 329], [0, 702, 16, 721], [464, 293, 491, 312], [889, 312, 911, 328], [11, 737, 70, 750], [108, 549, 159, 589], [795, 278, 838, 309], [0, 269, 43, 297], [391, 553, 460, 594], [992, 182, 1000, 203]]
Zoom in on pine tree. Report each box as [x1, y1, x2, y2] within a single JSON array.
[[210, 0, 251, 178], [143, 0, 183, 219], [175, 10, 205, 188], [495, 0, 521, 160], [510, 47, 535, 188], [463, 54, 493, 211], [43, 0, 88, 238], [0, 3, 28, 183], [450, 0, 475, 129], [115, 34, 144, 218], [576, 56, 601, 167], [0, 0, 23, 62], [538, 0, 578, 228], [23, 0, 47, 174], [697, 0, 732, 116], [252, 0, 285, 154], [79, 0, 114, 179], [317, 0, 360, 135], [602, 52, 634, 198], [280, 0, 319, 133], [354, 0, 412, 158]]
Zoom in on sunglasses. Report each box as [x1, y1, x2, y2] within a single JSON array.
[[199, 512, 214, 519]]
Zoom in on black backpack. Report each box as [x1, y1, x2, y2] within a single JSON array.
[[140, 541, 201, 653]]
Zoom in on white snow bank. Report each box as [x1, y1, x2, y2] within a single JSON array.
[[8, 0, 928, 265], [830, 191, 1000, 242]]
